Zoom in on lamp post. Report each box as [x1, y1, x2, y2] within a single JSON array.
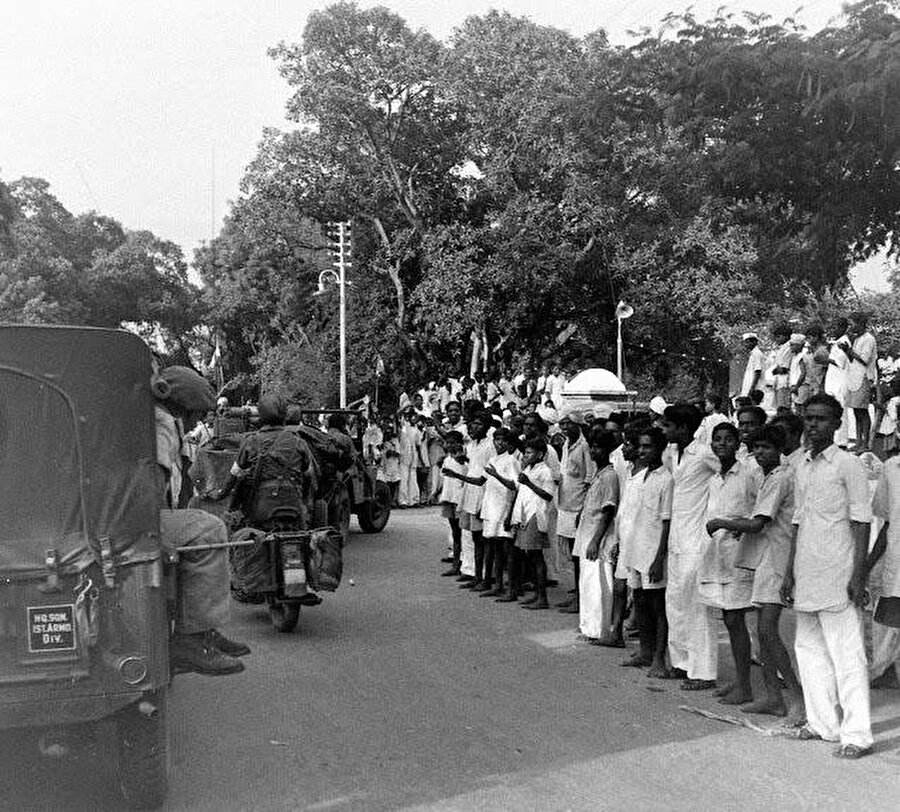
[[316, 221, 352, 408], [614, 300, 634, 382]]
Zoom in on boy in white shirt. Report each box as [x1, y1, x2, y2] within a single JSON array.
[[450, 412, 494, 591], [438, 430, 467, 578], [504, 437, 556, 609], [703, 422, 758, 706], [480, 428, 521, 597], [620, 427, 672, 676]]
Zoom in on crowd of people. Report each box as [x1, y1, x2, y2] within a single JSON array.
[[361, 339, 900, 762], [738, 311, 900, 453]]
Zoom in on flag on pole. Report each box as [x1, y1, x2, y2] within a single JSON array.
[[375, 356, 385, 377], [615, 301, 634, 321]]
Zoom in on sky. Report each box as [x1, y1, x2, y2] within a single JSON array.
[[1, 0, 892, 289]]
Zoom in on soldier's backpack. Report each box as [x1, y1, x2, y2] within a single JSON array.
[[246, 429, 312, 525]]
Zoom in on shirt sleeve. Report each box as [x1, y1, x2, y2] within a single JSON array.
[[872, 468, 891, 521], [843, 454, 873, 523], [792, 463, 805, 525], [752, 348, 764, 372], [600, 470, 619, 510], [538, 466, 557, 498]]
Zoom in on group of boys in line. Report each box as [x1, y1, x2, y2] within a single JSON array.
[[423, 390, 900, 761]]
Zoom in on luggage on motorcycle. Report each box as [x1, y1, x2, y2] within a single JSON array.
[[229, 527, 277, 595], [306, 528, 343, 592]]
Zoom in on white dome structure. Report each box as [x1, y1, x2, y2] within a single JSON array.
[[559, 368, 636, 419], [564, 368, 627, 395]]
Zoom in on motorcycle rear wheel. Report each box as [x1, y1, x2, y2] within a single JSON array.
[[268, 599, 300, 633]]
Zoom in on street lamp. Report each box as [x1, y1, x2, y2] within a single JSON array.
[[315, 221, 352, 408]]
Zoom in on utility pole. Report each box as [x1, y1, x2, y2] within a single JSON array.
[[318, 221, 352, 408]]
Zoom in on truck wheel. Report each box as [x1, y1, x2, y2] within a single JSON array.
[[358, 482, 392, 533], [328, 484, 351, 544], [118, 689, 169, 810], [269, 599, 300, 633]]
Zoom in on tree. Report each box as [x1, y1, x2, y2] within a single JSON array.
[[0, 176, 200, 348], [259, 1, 466, 353]]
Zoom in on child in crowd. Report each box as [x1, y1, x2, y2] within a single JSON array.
[[707, 424, 804, 719], [438, 431, 467, 577], [376, 419, 401, 506], [735, 405, 766, 477], [782, 394, 873, 758], [506, 436, 557, 609], [771, 411, 805, 471], [620, 427, 673, 676], [702, 422, 758, 705], [480, 427, 521, 597], [454, 412, 494, 591], [576, 428, 620, 643]]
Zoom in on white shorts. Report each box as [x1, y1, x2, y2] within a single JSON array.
[[482, 516, 512, 539]]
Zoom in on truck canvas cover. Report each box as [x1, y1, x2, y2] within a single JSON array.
[[0, 326, 160, 576]]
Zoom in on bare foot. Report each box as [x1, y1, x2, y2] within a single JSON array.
[[740, 698, 787, 717], [647, 664, 669, 679], [713, 682, 735, 698], [524, 599, 549, 610], [718, 686, 753, 705], [520, 593, 538, 606]]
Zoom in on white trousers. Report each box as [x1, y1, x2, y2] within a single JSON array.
[[398, 462, 419, 506], [870, 620, 900, 679], [666, 551, 718, 681], [795, 605, 873, 748], [579, 558, 614, 641]]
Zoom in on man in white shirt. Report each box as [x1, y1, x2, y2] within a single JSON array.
[[842, 311, 878, 451], [782, 393, 873, 758], [741, 332, 765, 399], [770, 324, 793, 411], [555, 410, 595, 613]]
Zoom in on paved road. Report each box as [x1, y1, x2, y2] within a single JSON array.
[[3, 508, 900, 810]]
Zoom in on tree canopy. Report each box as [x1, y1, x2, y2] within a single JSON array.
[[210, 0, 896, 401], [0, 176, 201, 352]]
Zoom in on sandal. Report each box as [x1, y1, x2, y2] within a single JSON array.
[[680, 679, 717, 691], [833, 743, 872, 759]]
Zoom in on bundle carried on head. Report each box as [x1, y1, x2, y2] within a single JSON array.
[[151, 365, 216, 414]]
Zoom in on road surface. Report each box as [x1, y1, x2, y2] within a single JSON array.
[[3, 508, 900, 810]]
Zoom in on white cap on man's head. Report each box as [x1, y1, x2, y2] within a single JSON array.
[[559, 406, 585, 425], [790, 333, 805, 344], [741, 331, 759, 341], [649, 395, 668, 416]]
